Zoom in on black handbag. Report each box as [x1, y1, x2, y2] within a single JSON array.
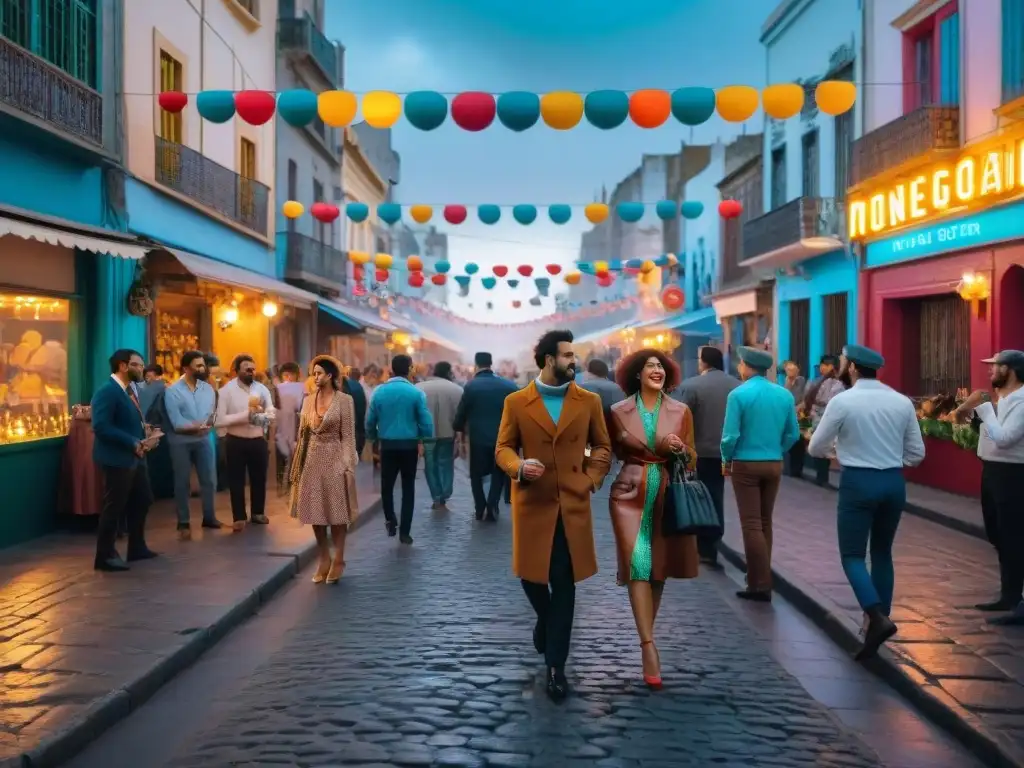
[[662, 456, 722, 537]]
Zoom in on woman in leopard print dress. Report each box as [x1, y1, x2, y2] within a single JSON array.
[[290, 356, 359, 584]]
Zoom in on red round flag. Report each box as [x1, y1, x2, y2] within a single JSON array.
[[408, 272, 425, 288], [451, 92, 496, 131], [431, 274, 447, 286], [234, 90, 276, 126], [158, 91, 188, 113], [545, 264, 562, 275], [517, 264, 534, 277], [443, 205, 468, 224], [661, 286, 685, 311], [718, 199, 743, 219], [311, 202, 340, 222], [493, 265, 508, 277]]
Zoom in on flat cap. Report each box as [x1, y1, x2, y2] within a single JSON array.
[[981, 349, 1024, 366], [737, 345, 773, 371], [843, 344, 885, 370]]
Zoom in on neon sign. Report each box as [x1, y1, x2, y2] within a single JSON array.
[[848, 135, 1024, 240]]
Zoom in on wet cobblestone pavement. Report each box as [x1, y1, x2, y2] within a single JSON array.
[[161, 474, 888, 768]]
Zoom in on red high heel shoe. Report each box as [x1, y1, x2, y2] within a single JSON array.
[[641, 640, 662, 689]]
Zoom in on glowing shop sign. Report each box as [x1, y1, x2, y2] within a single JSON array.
[[848, 135, 1024, 240]]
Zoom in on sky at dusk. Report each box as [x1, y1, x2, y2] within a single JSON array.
[[326, 0, 768, 320]]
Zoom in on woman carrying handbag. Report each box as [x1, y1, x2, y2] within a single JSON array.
[[608, 349, 700, 689]]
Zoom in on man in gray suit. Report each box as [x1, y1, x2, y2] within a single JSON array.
[[580, 358, 626, 430], [674, 346, 740, 568]]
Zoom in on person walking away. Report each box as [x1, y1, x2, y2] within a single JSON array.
[[580, 358, 626, 429], [91, 349, 162, 570], [674, 346, 739, 568], [721, 346, 800, 602], [290, 356, 359, 584], [454, 351, 517, 521], [609, 349, 699, 688], [365, 353, 434, 543], [954, 350, 1024, 625], [346, 367, 368, 456], [495, 330, 612, 701], [417, 361, 463, 511], [808, 344, 925, 658], [164, 350, 224, 539], [782, 360, 807, 478], [216, 354, 276, 531], [275, 362, 306, 493], [138, 363, 174, 500], [801, 354, 845, 485]]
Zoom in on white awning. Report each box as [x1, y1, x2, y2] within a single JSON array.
[[711, 290, 758, 321], [318, 299, 397, 332], [165, 248, 320, 307], [0, 215, 148, 260]]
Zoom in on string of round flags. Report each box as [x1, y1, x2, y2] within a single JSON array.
[[157, 81, 857, 130]]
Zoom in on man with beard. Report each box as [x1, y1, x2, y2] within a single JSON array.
[[955, 350, 1024, 625], [164, 350, 224, 539], [809, 344, 925, 660], [495, 330, 612, 701], [801, 354, 847, 486], [91, 349, 162, 570]]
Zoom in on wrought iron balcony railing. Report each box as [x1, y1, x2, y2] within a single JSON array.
[[742, 197, 844, 264], [850, 105, 960, 187], [155, 136, 269, 236], [277, 15, 340, 86], [282, 232, 347, 288], [0, 35, 103, 147]]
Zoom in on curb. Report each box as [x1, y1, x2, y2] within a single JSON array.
[[20, 498, 382, 768], [718, 539, 1024, 768]]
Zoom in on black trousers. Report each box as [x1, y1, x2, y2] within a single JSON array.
[[381, 448, 419, 536], [813, 456, 831, 485], [786, 438, 806, 478], [981, 460, 1024, 603], [96, 463, 152, 563], [521, 515, 575, 669], [469, 442, 505, 514], [226, 435, 268, 522], [695, 457, 726, 561]]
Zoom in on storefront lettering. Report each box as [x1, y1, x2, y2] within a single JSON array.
[[888, 221, 983, 254], [847, 136, 1024, 240]]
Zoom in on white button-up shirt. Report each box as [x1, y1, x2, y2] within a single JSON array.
[[215, 377, 276, 438], [975, 387, 1024, 464], [808, 379, 926, 470]]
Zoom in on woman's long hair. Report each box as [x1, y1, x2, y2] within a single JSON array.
[[615, 348, 681, 396]]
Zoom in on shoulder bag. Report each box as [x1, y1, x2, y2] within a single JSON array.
[[662, 454, 721, 537]]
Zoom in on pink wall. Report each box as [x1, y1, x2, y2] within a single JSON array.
[[995, 246, 1024, 352]]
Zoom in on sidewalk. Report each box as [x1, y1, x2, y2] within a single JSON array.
[[0, 465, 381, 768], [720, 477, 1024, 768]]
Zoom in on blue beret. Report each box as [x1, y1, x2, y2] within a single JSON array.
[[737, 346, 773, 371], [843, 344, 884, 370]]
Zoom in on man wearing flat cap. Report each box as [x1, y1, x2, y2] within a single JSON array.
[[955, 350, 1024, 625], [721, 346, 801, 602], [809, 343, 925, 660]]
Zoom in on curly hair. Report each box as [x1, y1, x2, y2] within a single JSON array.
[[616, 348, 681, 396]]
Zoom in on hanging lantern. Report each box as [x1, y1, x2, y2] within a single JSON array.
[[409, 204, 433, 223], [508, 279, 520, 288], [641, 260, 656, 274], [282, 200, 304, 219], [434, 260, 451, 274], [661, 286, 685, 311], [482, 277, 497, 289], [540, 91, 584, 130], [478, 204, 501, 224], [375, 268, 389, 282], [496, 91, 540, 131], [517, 264, 534, 277], [408, 272, 425, 288], [431, 274, 447, 286], [512, 204, 537, 225], [454, 275, 471, 296], [585, 203, 609, 224], [719, 199, 743, 219], [318, 90, 358, 126], [377, 203, 402, 225], [404, 90, 448, 131], [584, 90, 629, 130], [671, 87, 716, 126], [311, 202, 340, 222], [465, 262, 479, 275], [564, 271, 582, 285], [451, 91, 496, 131], [349, 251, 370, 266], [629, 89, 671, 128], [353, 265, 365, 281], [493, 265, 508, 277], [546, 264, 562, 275], [716, 85, 759, 123], [512, 300, 522, 308], [617, 202, 644, 223], [597, 273, 614, 288], [196, 90, 235, 123], [361, 91, 402, 129], [346, 202, 369, 222], [443, 205, 468, 224], [235, 90, 276, 125], [374, 253, 393, 269], [406, 255, 423, 271], [815, 80, 857, 116], [277, 89, 318, 126], [158, 91, 187, 114], [681, 201, 704, 220], [548, 204, 572, 224], [535, 277, 551, 296], [762, 83, 805, 120], [655, 200, 678, 220]]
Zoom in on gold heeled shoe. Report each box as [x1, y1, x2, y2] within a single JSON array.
[[312, 560, 331, 584], [325, 561, 345, 584]]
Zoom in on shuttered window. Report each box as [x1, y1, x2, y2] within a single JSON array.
[[824, 292, 848, 355], [1004, 0, 1024, 104], [918, 294, 970, 395], [788, 299, 810, 376], [939, 12, 961, 105]]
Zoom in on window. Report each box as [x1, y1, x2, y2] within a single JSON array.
[[0, 293, 71, 445], [235, 0, 259, 19], [313, 179, 325, 243], [915, 35, 934, 107], [902, 2, 959, 112], [0, 0, 98, 87], [788, 299, 810, 376], [833, 64, 854, 200], [1005, 0, 1024, 103], [158, 51, 183, 143], [286, 160, 297, 232], [917, 294, 970, 396], [823, 292, 848, 355], [939, 13, 960, 104], [239, 138, 257, 220], [801, 131, 819, 198], [770, 147, 786, 209]]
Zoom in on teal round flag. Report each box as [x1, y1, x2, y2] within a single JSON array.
[[377, 203, 402, 225], [617, 202, 644, 223], [512, 204, 537, 225], [681, 200, 705, 219], [654, 254, 669, 267], [626, 258, 643, 269], [548, 204, 572, 224], [609, 259, 623, 270], [404, 90, 448, 131], [496, 91, 540, 132], [465, 262, 479, 275], [277, 89, 317, 126], [455, 275, 471, 286], [655, 200, 678, 220], [478, 204, 501, 224], [435, 260, 451, 274], [584, 90, 629, 129], [482, 277, 497, 289], [507, 279, 520, 288], [577, 262, 595, 274], [671, 87, 716, 126], [346, 203, 369, 222], [196, 90, 235, 123]]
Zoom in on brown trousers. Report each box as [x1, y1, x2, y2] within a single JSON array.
[[730, 460, 783, 592]]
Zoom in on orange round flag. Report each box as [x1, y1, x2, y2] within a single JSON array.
[[629, 89, 671, 128]]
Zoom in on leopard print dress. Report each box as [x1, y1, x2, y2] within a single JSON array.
[[290, 390, 359, 526]]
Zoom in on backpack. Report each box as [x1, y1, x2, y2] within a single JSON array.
[[146, 387, 170, 431]]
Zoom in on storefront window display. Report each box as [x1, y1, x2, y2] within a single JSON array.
[[152, 294, 204, 384], [0, 293, 70, 445]]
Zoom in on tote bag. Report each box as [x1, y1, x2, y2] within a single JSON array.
[[662, 456, 721, 537]]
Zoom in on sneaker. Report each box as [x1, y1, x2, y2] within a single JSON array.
[[251, 515, 270, 525]]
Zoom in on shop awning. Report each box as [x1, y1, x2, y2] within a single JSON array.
[[318, 299, 397, 333], [0, 214, 148, 260], [574, 315, 672, 345], [164, 248, 320, 307], [711, 290, 758, 321], [665, 307, 721, 337], [414, 325, 466, 354]]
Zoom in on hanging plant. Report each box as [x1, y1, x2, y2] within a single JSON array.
[[127, 260, 155, 317]]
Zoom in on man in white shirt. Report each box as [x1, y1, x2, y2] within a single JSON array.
[[809, 344, 925, 661], [956, 350, 1024, 625], [216, 354, 276, 531]]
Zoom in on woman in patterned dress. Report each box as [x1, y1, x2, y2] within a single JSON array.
[[608, 349, 699, 688], [290, 356, 359, 584]]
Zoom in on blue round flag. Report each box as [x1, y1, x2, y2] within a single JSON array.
[[404, 90, 448, 131], [617, 202, 644, 223], [478, 204, 501, 224], [548, 204, 572, 224], [609, 259, 623, 271], [507, 279, 520, 288], [496, 91, 540, 132], [577, 262, 596, 274], [482, 277, 497, 289], [196, 90, 235, 123], [654, 254, 669, 267], [435, 260, 451, 274], [626, 258, 643, 269], [655, 200, 678, 220], [277, 89, 317, 126], [671, 87, 716, 126], [681, 200, 705, 219], [512, 204, 537, 225], [465, 262, 479, 275], [584, 90, 629, 129], [346, 202, 369, 223], [377, 203, 402, 225]]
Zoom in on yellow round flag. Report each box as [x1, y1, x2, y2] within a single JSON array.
[[282, 200, 304, 219], [374, 253, 393, 269], [540, 92, 584, 130], [362, 91, 402, 129], [594, 260, 609, 273], [348, 251, 370, 266], [584, 203, 609, 224], [409, 204, 433, 224], [641, 260, 656, 274], [761, 83, 804, 120], [815, 80, 857, 116], [716, 85, 759, 123], [318, 90, 357, 127], [564, 271, 582, 285]]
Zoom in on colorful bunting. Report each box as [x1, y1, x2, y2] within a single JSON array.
[[235, 90, 276, 125], [278, 89, 318, 126]]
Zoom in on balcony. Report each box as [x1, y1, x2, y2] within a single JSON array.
[[741, 197, 845, 270], [0, 35, 103, 148], [850, 105, 960, 187], [155, 136, 269, 236], [281, 232, 347, 292], [277, 15, 341, 86]]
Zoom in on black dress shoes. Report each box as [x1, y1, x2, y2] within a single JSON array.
[[127, 548, 160, 562], [736, 589, 771, 602], [988, 602, 1024, 626], [855, 606, 898, 660], [385, 520, 397, 537], [484, 507, 498, 522], [202, 519, 225, 529], [474, 508, 485, 521], [976, 597, 1019, 612], [95, 556, 129, 572], [533, 620, 546, 655], [546, 667, 569, 702]]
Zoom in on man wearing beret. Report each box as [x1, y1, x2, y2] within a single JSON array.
[[809, 344, 925, 660], [721, 346, 801, 602]]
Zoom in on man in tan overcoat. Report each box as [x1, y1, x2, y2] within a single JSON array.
[[496, 329, 611, 701]]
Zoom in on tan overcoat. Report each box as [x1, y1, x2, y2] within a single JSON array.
[[495, 381, 612, 584]]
